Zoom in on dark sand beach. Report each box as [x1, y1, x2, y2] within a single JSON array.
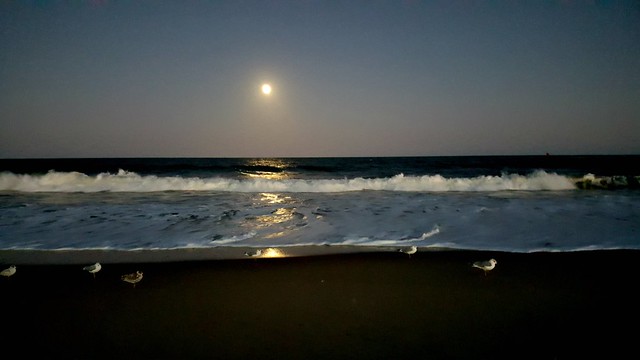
[[2, 249, 639, 359]]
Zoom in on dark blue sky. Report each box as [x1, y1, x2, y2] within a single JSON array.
[[1, 0, 639, 158]]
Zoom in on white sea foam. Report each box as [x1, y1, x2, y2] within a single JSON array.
[[0, 169, 577, 193], [339, 225, 441, 246], [209, 232, 257, 245], [1, 185, 639, 253]]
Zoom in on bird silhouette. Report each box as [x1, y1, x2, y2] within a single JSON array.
[[398, 246, 418, 258], [1, 265, 16, 278], [121, 271, 143, 287], [472, 258, 497, 276], [83, 262, 102, 278], [244, 249, 263, 258]]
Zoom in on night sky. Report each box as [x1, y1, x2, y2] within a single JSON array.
[[1, 1, 639, 158]]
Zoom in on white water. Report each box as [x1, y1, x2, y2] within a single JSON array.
[[1, 188, 638, 253], [0, 169, 578, 192]]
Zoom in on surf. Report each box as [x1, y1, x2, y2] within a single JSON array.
[[0, 169, 585, 193]]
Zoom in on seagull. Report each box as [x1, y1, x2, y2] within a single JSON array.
[[1, 265, 16, 278], [244, 249, 263, 258], [472, 258, 497, 276], [83, 262, 101, 278], [121, 271, 143, 287], [398, 246, 418, 258]]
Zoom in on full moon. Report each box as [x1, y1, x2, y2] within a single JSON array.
[[261, 83, 272, 95]]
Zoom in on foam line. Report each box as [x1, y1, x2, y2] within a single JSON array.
[[0, 169, 582, 193]]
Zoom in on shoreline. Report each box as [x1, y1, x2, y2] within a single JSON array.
[[2, 249, 639, 358], [0, 245, 402, 265], [0, 245, 486, 265], [2, 245, 637, 265]]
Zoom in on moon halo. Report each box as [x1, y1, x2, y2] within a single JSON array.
[[261, 83, 272, 95]]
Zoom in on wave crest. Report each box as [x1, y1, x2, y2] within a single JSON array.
[[0, 169, 582, 193]]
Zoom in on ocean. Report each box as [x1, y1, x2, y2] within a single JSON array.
[[1, 155, 639, 257]]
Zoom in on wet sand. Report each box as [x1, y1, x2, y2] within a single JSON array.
[[1, 250, 639, 359]]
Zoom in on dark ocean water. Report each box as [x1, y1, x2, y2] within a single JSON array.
[[1, 156, 639, 255]]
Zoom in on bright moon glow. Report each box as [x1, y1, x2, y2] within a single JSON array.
[[261, 83, 272, 95]]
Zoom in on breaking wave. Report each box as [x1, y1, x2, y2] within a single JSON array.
[[0, 169, 591, 193]]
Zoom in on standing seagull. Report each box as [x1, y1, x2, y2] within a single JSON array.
[[472, 258, 497, 276], [244, 249, 263, 258], [121, 271, 143, 288], [1, 265, 16, 278], [398, 246, 418, 258], [83, 262, 101, 278]]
